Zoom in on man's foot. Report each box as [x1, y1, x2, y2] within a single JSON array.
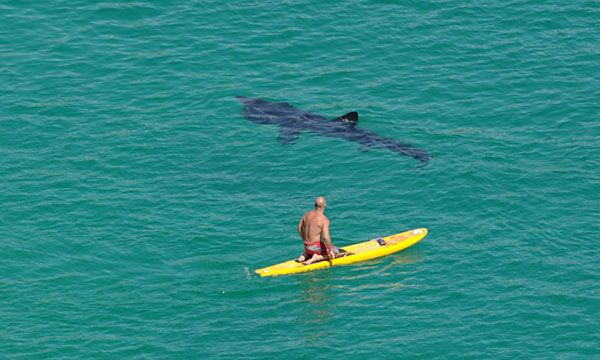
[[302, 254, 323, 265], [295, 254, 306, 262]]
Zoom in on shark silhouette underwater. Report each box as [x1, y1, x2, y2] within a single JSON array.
[[237, 97, 431, 166]]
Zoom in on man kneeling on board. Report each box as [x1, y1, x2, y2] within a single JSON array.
[[296, 196, 343, 265]]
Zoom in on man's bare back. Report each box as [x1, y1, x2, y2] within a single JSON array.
[[297, 196, 337, 264], [300, 210, 328, 244]]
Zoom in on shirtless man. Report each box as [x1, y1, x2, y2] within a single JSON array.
[[297, 196, 339, 265]]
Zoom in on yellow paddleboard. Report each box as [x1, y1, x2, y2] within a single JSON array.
[[255, 228, 428, 277]]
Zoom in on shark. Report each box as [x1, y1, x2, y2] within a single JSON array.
[[236, 97, 431, 166]]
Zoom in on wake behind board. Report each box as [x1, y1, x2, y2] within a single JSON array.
[[255, 228, 428, 277]]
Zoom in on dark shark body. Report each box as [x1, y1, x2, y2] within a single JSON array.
[[237, 97, 431, 165]]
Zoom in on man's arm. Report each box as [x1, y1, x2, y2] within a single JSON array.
[[322, 217, 335, 259], [297, 216, 305, 240]]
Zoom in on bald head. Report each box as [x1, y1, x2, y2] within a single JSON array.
[[314, 196, 327, 209]]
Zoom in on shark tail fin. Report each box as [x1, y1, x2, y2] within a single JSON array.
[[333, 111, 359, 125]]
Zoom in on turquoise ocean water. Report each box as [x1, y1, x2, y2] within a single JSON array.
[[2, 1, 599, 358]]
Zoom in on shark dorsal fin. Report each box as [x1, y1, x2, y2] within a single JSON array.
[[333, 111, 358, 125]]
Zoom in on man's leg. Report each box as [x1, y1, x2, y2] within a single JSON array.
[[302, 254, 324, 265]]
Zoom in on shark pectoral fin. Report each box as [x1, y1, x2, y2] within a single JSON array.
[[278, 127, 300, 145], [360, 141, 380, 152], [333, 111, 359, 125]]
